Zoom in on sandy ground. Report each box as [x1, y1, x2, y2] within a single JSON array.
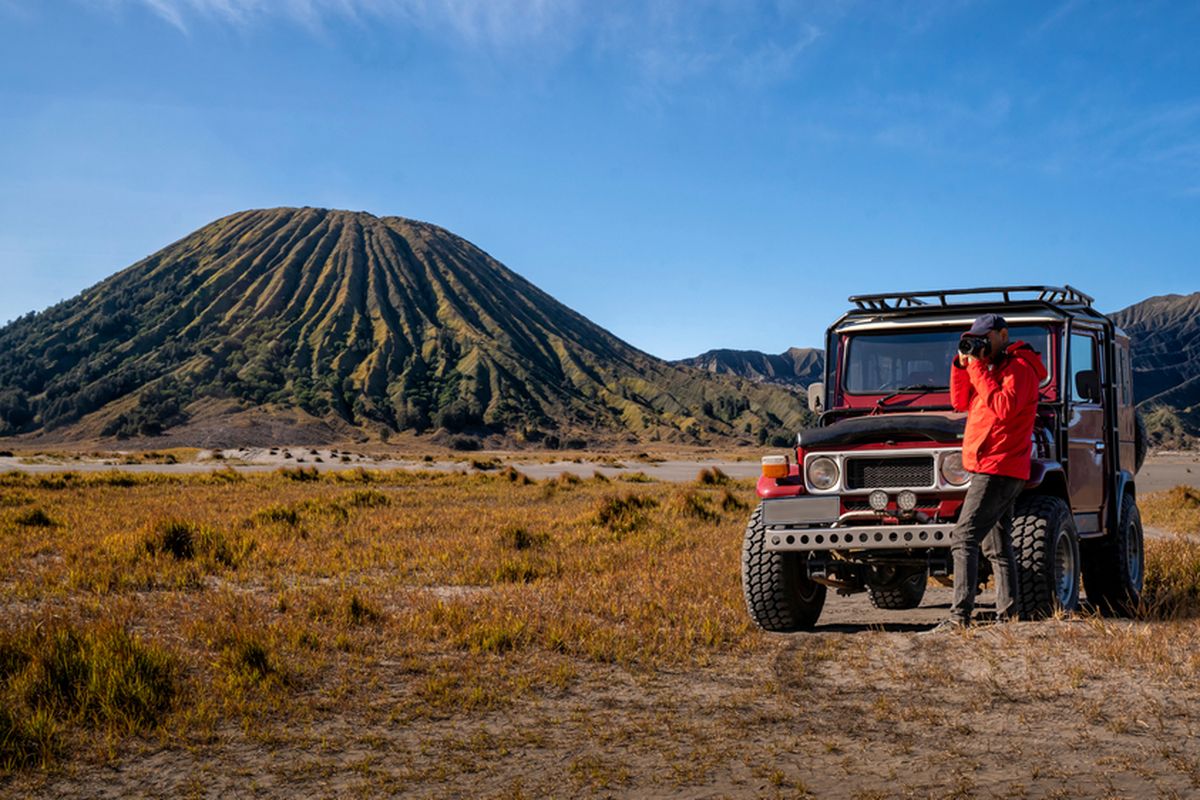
[[13, 588, 1200, 799], [5, 451, 1199, 798], [2, 450, 1198, 490]]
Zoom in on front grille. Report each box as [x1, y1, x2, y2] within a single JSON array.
[[845, 456, 934, 489]]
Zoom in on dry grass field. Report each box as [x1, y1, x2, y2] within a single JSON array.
[[1, 467, 1199, 798]]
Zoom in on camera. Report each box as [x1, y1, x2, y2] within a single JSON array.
[[958, 336, 991, 358]]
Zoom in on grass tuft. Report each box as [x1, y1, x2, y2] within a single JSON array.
[[0, 621, 177, 770], [14, 507, 58, 527], [499, 466, 533, 485], [720, 488, 749, 512], [142, 518, 254, 569], [343, 488, 389, 508], [152, 520, 195, 560], [667, 490, 720, 523], [696, 467, 731, 485], [346, 594, 382, 626], [0, 490, 34, 508], [277, 466, 320, 482], [498, 525, 550, 551], [251, 504, 301, 527], [1142, 485, 1200, 534], [592, 492, 659, 533], [1142, 537, 1200, 619]]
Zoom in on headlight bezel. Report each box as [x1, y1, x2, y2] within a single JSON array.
[[806, 455, 840, 491], [939, 451, 970, 487]]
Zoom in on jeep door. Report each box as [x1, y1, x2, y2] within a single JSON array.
[[1066, 328, 1106, 533]]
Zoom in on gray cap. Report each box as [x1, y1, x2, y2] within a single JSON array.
[[964, 313, 1007, 337]]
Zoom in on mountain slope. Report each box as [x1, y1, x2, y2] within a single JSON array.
[[0, 207, 810, 446], [1112, 292, 1200, 447], [676, 347, 824, 389]]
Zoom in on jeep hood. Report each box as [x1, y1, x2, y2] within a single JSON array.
[[797, 412, 967, 448]]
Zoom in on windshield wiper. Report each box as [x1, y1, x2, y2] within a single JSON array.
[[876, 384, 944, 408]]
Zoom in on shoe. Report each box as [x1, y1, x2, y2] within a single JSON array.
[[919, 617, 969, 635]]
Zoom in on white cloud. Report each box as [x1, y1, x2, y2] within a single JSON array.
[[101, 0, 586, 48]]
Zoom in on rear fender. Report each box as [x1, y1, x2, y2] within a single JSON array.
[[1107, 470, 1136, 536]]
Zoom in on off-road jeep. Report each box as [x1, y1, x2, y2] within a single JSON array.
[[742, 286, 1146, 630]]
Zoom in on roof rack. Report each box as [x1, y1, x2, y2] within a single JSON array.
[[847, 285, 1095, 311]]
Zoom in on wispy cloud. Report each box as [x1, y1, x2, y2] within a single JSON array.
[[97, 0, 587, 48]]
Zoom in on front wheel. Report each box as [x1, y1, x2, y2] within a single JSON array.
[[1012, 495, 1080, 619], [741, 504, 826, 632]]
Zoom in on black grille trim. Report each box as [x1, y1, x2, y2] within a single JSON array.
[[845, 456, 934, 489]]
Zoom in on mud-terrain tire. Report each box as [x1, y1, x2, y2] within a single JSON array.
[[741, 504, 826, 632], [866, 566, 927, 610], [1012, 495, 1080, 619], [1081, 495, 1144, 617]]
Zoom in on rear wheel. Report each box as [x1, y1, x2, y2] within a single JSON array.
[[1082, 494, 1144, 617], [1012, 495, 1080, 619], [741, 504, 826, 631], [867, 565, 928, 610]]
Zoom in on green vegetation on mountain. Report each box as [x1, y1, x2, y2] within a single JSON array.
[[0, 207, 810, 446]]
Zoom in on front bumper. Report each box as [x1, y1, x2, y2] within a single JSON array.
[[761, 495, 955, 553], [765, 522, 955, 552]]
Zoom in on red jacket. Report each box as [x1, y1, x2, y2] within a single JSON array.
[[950, 341, 1047, 480]]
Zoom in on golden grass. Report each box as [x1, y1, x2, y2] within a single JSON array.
[[1142, 485, 1200, 534], [0, 468, 762, 774], [5, 469, 1200, 793]]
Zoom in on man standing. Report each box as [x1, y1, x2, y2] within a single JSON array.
[[934, 313, 1048, 629]]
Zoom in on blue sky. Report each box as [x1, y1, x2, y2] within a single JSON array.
[[1, 1, 1198, 359]]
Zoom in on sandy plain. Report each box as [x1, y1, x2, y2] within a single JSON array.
[[1, 453, 1198, 799]]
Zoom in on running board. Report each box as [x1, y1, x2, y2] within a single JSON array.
[[765, 523, 956, 552]]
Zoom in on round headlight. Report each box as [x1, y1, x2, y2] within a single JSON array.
[[940, 452, 970, 486], [806, 456, 840, 490], [897, 490, 918, 511], [868, 490, 889, 512]]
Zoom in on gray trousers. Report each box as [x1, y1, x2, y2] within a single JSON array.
[[950, 472, 1024, 623]]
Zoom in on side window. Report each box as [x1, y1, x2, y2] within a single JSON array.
[[1069, 333, 1098, 403]]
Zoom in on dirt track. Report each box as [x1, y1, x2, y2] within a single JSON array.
[[2, 451, 1198, 491]]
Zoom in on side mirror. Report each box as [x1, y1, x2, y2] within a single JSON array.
[[807, 382, 825, 414], [1074, 370, 1101, 403]]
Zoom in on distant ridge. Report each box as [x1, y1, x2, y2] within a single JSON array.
[[1112, 291, 1200, 447], [0, 207, 810, 447], [676, 347, 824, 389]]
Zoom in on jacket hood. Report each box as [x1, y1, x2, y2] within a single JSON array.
[[1005, 340, 1048, 382]]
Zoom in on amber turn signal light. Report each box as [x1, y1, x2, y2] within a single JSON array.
[[761, 455, 789, 479]]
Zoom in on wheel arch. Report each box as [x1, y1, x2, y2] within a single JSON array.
[[1108, 469, 1137, 536], [1025, 462, 1068, 502]]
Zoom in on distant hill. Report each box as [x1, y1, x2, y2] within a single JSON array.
[[0, 208, 811, 448], [676, 347, 824, 389], [1112, 292, 1200, 448]]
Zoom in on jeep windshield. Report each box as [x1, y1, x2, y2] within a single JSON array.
[[844, 325, 1049, 394]]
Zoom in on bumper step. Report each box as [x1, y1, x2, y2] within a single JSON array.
[[765, 523, 955, 552]]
